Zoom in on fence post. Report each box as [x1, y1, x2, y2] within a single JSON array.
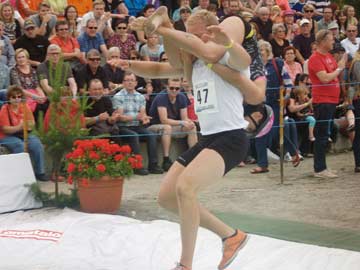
[[279, 86, 285, 184]]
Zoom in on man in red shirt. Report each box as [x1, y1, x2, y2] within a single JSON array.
[[308, 29, 347, 178]]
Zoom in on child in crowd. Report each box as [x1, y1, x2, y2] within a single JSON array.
[[294, 85, 316, 141]]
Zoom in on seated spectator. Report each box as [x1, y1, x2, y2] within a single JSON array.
[[37, 44, 77, 97], [134, 4, 156, 45], [172, 0, 192, 22], [181, 78, 198, 129], [251, 7, 273, 41], [75, 49, 109, 94], [291, 0, 306, 20], [84, 78, 122, 145], [269, 23, 290, 58], [292, 18, 315, 61], [271, 5, 283, 23], [14, 19, 50, 67], [283, 46, 303, 83], [112, 72, 163, 175], [64, 5, 80, 38], [0, 2, 22, 44], [192, 0, 210, 13], [79, 0, 113, 39], [283, 9, 298, 42], [106, 20, 136, 60], [174, 6, 191, 32], [50, 20, 85, 72], [296, 4, 317, 36], [140, 33, 164, 62], [103, 47, 125, 95], [328, 21, 341, 48], [29, 1, 57, 39], [343, 5, 358, 26], [293, 85, 316, 141], [10, 48, 47, 120], [0, 85, 46, 181], [110, 1, 131, 30], [317, 6, 335, 31], [340, 24, 360, 58], [0, 46, 9, 108], [77, 18, 108, 58], [0, 21, 15, 68], [148, 78, 198, 170]]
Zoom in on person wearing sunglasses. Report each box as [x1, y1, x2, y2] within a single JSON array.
[[28, 1, 57, 39], [107, 20, 136, 60], [77, 18, 108, 59], [75, 49, 109, 95], [340, 24, 360, 58], [0, 85, 46, 181]]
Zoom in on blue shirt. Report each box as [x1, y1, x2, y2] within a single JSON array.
[[112, 89, 146, 126], [149, 90, 189, 124], [77, 32, 105, 54], [123, 0, 147, 16]]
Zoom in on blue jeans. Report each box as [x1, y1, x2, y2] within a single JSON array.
[[0, 89, 6, 108], [254, 132, 271, 168], [117, 125, 159, 166], [353, 99, 360, 167], [0, 135, 45, 175], [313, 103, 336, 172], [284, 117, 299, 156]]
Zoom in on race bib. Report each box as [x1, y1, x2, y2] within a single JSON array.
[[194, 80, 219, 114]]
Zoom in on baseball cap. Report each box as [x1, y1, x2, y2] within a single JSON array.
[[328, 21, 339, 30], [299, 18, 310, 26], [24, 19, 36, 29]]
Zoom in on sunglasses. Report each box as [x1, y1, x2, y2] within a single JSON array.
[[169, 86, 181, 91], [117, 27, 127, 30], [10, 94, 22, 99], [304, 10, 313, 13], [347, 30, 357, 33], [88, 58, 101, 61], [87, 26, 98, 30]]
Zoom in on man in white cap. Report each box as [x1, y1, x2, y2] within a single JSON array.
[[293, 18, 315, 60]]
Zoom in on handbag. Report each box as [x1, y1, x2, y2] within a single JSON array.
[[90, 120, 119, 136]]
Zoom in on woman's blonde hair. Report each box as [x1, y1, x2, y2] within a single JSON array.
[[0, 2, 15, 23], [15, 48, 30, 59]]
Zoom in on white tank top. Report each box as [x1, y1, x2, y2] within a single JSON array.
[[192, 58, 249, 135]]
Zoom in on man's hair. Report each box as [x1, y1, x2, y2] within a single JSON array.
[[93, 0, 105, 8], [186, 10, 219, 27], [108, 46, 120, 55], [315, 29, 332, 44], [89, 78, 103, 89], [55, 20, 69, 31], [167, 78, 181, 85], [86, 49, 100, 59], [123, 71, 136, 79], [86, 18, 97, 27], [38, 1, 50, 10], [47, 44, 61, 54]]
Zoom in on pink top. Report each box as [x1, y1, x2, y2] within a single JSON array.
[[284, 61, 303, 83], [276, 0, 291, 11]]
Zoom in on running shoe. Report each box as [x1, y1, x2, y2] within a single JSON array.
[[218, 230, 249, 270]]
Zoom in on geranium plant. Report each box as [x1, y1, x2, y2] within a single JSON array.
[[66, 139, 143, 186]]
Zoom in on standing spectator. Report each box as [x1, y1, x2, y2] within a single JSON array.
[[10, 48, 46, 118], [64, 5, 80, 38], [77, 19, 108, 58], [123, 0, 147, 16], [251, 6, 273, 41], [75, 49, 109, 94], [0, 2, 21, 44], [140, 33, 164, 62], [37, 44, 77, 97], [0, 85, 46, 181], [80, 0, 114, 39], [112, 71, 164, 175], [308, 29, 347, 178], [317, 6, 334, 31], [29, 1, 57, 39], [283, 46, 303, 83], [106, 20, 136, 60], [0, 21, 15, 68], [50, 20, 84, 72], [340, 24, 360, 58], [14, 19, 50, 67], [293, 18, 315, 61]]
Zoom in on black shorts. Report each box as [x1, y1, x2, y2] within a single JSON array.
[[176, 129, 249, 175]]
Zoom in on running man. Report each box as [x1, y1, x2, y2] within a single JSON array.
[[111, 9, 265, 270]]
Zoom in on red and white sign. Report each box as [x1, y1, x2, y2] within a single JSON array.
[[0, 229, 63, 242]]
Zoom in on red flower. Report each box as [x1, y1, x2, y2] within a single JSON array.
[[67, 163, 76, 173], [65, 153, 73, 159], [96, 164, 106, 173], [121, 145, 132, 154], [89, 151, 100, 160], [114, 154, 124, 161], [72, 148, 84, 159], [67, 175, 73, 185]]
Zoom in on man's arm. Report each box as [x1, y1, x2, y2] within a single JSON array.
[[158, 107, 183, 126], [68, 78, 78, 97], [39, 79, 53, 95]]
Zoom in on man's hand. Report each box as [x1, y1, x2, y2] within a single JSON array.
[[182, 120, 195, 130], [42, 14, 52, 23], [204, 25, 232, 46], [99, 112, 110, 121]]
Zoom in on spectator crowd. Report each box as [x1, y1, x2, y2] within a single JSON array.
[[0, 0, 359, 180]]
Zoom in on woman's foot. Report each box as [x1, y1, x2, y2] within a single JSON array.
[[309, 136, 315, 142]]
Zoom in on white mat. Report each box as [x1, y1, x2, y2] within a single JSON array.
[[0, 153, 42, 213], [0, 208, 359, 270]]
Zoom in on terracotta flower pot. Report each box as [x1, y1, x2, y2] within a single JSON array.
[[77, 176, 124, 214]]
